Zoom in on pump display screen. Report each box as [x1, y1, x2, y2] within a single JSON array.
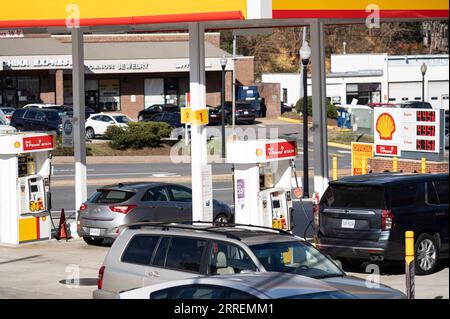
[[18, 155, 35, 177], [30, 185, 39, 193], [272, 200, 281, 209]]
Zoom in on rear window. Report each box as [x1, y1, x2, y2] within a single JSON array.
[[89, 189, 135, 204], [321, 185, 385, 209], [45, 111, 60, 121]]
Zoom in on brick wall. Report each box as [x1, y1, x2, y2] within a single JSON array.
[[39, 73, 55, 104], [55, 70, 64, 105], [368, 157, 449, 174], [235, 57, 254, 86], [120, 75, 145, 120], [257, 83, 281, 118]]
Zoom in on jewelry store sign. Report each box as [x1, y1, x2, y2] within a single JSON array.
[[1, 56, 151, 73]]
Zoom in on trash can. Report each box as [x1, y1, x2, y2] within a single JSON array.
[[337, 108, 351, 129]]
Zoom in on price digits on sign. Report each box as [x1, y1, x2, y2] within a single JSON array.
[[416, 125, 436, 137], [416, 111, 436, 122], [416, 139, 435, 151]]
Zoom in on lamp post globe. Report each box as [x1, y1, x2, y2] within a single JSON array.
[[220, 55, 228, 70], [421, 63, 428, 103], [421, 62, 428, 76], [300, 41, 312, 65]]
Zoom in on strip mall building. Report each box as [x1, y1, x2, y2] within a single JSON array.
[[0, 33, 254, 119]]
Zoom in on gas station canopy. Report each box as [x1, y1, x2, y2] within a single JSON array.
[[0, 0, 448, 29]]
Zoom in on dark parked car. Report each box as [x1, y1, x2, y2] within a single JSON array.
[[77, 182, 233, 245], [397, 101, 433, 109], [138, 104, 179, 121], [214, 102, 256, 125], [11, 108, 62, 134], [315, 173, 449, 275], [148, 111, 182, 128]]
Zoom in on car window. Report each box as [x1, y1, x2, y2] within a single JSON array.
[[207, 241, 256, 275], [227, 288, 258, 299], [121, 235, 160, 266], [164, 237, 207, 273], [90, 190, 136, 204], [389, 184, 421, 208], [45, 111, 60, 121], [35, 112, 47, 121], [168, 186, 192, 202], [142, 186, 169, 202], [91, 115, 102, 121], [103, 115, 113, 122], [427, 182, 440, 205], [250, 241, 344, 279], [24, 110, 37, 119], [434, 180, 449, 205], [113, 116, 130, 124], [152, 237, 171, 267], [150, 285, 228, 299]]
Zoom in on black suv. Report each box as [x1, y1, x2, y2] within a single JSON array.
[[397, 101, 433, 109], [138, 104, 179, 121], [315, 173, 448, 275], [10, 108, 62, 133]]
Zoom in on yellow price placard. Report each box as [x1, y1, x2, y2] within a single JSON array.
[[180, 107, 192, 124], [192, 109, 209, 126]]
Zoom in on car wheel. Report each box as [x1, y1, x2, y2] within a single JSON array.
[[86, 127, 95, 139], [214, 214, 230, 224], [415, 233, 438, 275], [83, 236, 104, 246]]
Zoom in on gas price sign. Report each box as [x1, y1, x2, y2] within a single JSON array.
[[374, 108, 441, 156]]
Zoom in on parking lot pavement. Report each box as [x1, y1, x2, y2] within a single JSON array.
[[0, 239, 108, 299], [0, 238, 448, 299], [344, 261, 449, 299]]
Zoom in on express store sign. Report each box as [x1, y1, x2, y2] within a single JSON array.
[[374, 108, 441, 156], [22, 135, 54, 151], [265, 141, 297, 159]]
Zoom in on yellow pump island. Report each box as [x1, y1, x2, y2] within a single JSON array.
[[0, 131, 55, 245]]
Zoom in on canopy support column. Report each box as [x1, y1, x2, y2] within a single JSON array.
[[189, 23, 210, 222], [310, 20, 329, 196], [71, 28, 87, 216]]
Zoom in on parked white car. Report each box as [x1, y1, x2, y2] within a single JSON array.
[[85, 113, 132, 139]]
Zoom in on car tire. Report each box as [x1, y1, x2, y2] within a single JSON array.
[[83, 236, 104, 246], [214, 214, 230, 224], [415, 233, 439, 275], [86, 127, 95, 139]]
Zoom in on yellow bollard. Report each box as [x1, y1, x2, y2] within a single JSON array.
[[405, 231, 415, 299], [332, 156, 338, 181], [393, 157, 398, 172], [421, 157, 426, 174], [361, 157, 367, 175]]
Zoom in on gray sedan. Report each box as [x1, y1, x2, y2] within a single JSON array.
[[77, 182, 233, 245]]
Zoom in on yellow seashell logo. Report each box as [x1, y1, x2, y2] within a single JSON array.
[[376, 113, 396, 140]]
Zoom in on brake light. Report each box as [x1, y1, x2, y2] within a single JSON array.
[[79, 203, 87, 211], [381, 209, 394, 231], [109, 205, 137, 214], [98, 266, 105, 290]]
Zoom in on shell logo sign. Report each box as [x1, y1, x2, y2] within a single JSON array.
[[376, 113, 396, 140]]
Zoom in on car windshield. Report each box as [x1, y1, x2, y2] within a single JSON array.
[[321, 185, 385, 209], [113, 116, 130, 123], [250, 241, 344, 279]]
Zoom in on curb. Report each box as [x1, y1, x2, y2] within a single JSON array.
[[328, 142, 352, 150], [52, 174, 233, 187]]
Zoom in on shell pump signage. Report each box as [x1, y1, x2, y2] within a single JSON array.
[[0, 132, 55, 245]]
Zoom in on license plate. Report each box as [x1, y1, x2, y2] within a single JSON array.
[[341, 219, 355, 229], [89, 228, 101, 236], [211, 114, 217, 117], [244, 111, 249, 114]]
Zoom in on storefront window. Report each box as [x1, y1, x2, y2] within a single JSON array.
[[63, 80, 73, 105], [346, 83, 381, 105], [99, 79, 120, 111], [17, 76, 40, 106]]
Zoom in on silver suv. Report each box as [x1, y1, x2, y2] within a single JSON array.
[[94, 223, 405, 299]]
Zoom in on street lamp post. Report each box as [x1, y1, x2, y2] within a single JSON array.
[[421, 63, 428, 104], [220, 55, 228, 158], [300, 41, 311, 198]]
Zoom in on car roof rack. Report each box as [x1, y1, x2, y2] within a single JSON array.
[[126, 221, 294, 239]]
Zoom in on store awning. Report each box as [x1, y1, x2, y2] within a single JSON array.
[[0, 0, 447, 29]]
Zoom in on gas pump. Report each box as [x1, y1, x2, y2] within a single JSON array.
[[227, 138, 300, 231], [0, 132, 54, 245]]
